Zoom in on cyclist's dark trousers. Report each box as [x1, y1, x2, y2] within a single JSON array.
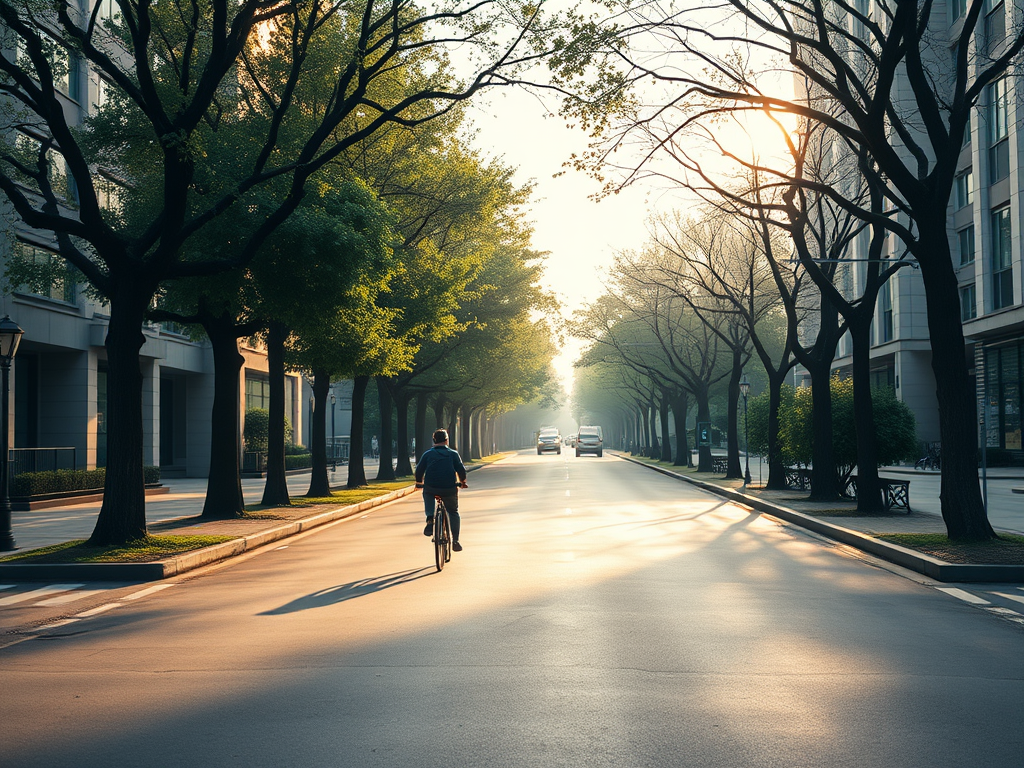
[[423, 486, 460, 542]]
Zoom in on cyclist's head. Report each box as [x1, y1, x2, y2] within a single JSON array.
[[432, 429, 449, 445]]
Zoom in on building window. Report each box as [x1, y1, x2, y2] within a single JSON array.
[[985, 2, 1006, 55], [988, 78, 1009, 181], [245, 376, 270, 411], [952, 0, 967, 21], [878, 279, 894, 342], [983, 345, 1021, 450], [12, 242, 76, 303], [955, 169, 973, 208], [958, 225, 976, 265], [960, 283, 977, 321], [991, 207, 1013, 310]]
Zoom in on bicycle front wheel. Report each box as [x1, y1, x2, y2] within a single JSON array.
[[434, 503, 446, 572]]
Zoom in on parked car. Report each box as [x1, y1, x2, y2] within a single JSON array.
[[537, 427, 562, 455], [576, 426, 603, 457]]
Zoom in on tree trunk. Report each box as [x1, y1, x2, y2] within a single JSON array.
[[260, 321, 290, 507], [849, 318, 883, 512], [765, 372, 788, 490], [89, 292, 150, 545], [726, 349, 743, 478], [431, 395, 446, 437], [658, 390, 672, 463], [347, 375, 369, 488], [306, 369, 332, 497], [695, 389, 713, 472], [648, 398, 660, 458], [201, 314, 246, 518], [415, 393, 429, 462], [375, 377, 396, 481], [671, 392, 690, 467], [447, 403, 459, 451], [917, 227, 994, 540], [460, 403, 472, 458], [471, 408, 484, 460], [394, 389, 413, 477], [805, 360, 840, 501]]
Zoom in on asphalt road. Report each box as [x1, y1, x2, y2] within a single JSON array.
[[2, 452, 1022, 767]]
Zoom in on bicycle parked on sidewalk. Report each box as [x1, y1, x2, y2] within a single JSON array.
[[431, 495, 452, 572]]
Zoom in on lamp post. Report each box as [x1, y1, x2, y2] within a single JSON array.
[[739, 374, 751, 486], [0, 316, 24, 551], [330, 389, 336, 460]]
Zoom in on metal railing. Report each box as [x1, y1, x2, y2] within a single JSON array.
[[9, 447, 78, 477]]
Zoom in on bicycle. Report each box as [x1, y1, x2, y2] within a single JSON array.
[[432, 495, 452, 572]]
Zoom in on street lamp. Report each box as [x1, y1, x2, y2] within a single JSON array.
[[739, 374, 752, 487], [0, 315, 24, 551], [329, 388, 336, 461]]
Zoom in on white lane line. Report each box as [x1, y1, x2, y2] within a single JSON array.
[[935, 587, 990, 605], [33, 619, 79, 631], [123, 583, 176, 601], [565, 508, 572, 515], [0, 584, 85, 607], [565, 490, 570, 497], [35, 589, 111, 607], [989, 591, 1024, 606], [75, 603, 121, 617]]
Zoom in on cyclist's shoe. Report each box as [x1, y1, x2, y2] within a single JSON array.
[[423, 520, 433, 537], [452, 541, 463, 552]]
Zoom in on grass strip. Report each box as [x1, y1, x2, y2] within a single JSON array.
[[0, 535, 237, 564], [286, 479, 414, 507], [875, 533, 1024, 565]]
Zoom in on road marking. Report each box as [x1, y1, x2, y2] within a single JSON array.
[[565, 490, 570, 497], [0, 585, 15, 591], [33, 619, 79, 631], [75, 603, 121, 617], [0, 584, 85, 607], [35, 589, 110, 607], [565, 508, 572, 515], [935, 587, 990, 605], [989, 591, 1024, 606], [275, 545, 290, 549], [123, 584, 175, 601]]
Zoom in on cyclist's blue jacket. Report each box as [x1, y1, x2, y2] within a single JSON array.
[[415, 445, 467, 488]]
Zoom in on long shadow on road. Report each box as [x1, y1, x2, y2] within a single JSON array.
[[259, 567, 434, 615]]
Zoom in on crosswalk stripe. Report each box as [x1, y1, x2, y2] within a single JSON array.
[[123, 584, 175, 601], [0, 584, 85, 607], [74, 603, 120, 617], [935, 587, 990, 605], [34, 589, 111, 607], [989, 591, 1024, 606]]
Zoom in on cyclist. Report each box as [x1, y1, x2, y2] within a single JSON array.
[[415, 428, 469, 551]]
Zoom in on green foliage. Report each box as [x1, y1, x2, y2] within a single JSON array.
[[747, 378, 917, 473], [243, 409, 292, 454], [13, 467, 160, 497], [285, 454, 313, 470]]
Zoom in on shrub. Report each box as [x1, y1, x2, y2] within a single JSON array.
[[746, 376, 917, 476], [285, 453, 312, 470], [13, 466, 161, 497], [244, 407, 294, 454]]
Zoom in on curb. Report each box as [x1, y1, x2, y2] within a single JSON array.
[[615, 453, 1024, 584], [0, 459, 499, 583]]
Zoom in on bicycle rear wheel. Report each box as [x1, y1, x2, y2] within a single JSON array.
[[442, 509, 452, 564], [433, 501, 447, 572]]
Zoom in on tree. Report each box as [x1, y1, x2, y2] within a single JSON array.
[[0, 0, 558, 544], [557, 0, 1014, 539]]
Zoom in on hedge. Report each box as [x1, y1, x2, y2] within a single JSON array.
[[285, 454, 313, 470], [12, 466, 161, 497]]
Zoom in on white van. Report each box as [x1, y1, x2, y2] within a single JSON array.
[[576, 426, 603, 457]]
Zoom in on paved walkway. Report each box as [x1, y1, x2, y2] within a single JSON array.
[[648, 452, 1024, 537], [9, 460, 388, 552]]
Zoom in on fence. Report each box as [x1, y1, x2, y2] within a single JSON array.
[[9, 447, 77, 477]]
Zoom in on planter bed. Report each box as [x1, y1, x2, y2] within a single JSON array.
[[13, 483, 168, 511]]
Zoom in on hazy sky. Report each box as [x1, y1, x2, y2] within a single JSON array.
[[466, 87, 655, 391]]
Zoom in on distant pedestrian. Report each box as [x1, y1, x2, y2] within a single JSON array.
[[371, 435, 379, 459]]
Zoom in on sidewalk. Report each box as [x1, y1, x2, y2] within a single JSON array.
[[618, 452, 1024, 583], [10, 460, 379, 552]]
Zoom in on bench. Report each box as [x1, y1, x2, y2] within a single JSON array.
[[1013, 487, 1024, 495], [786, 467, 812, 491], [712, 456, 729, 473], [844, 476, 911, 513]]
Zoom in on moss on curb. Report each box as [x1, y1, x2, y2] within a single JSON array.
[[875, 533, 1024, 565]]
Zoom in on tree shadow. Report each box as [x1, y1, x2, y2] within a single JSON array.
[[258, 567, 434, 615]]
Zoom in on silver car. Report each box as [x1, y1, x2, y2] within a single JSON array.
[[537, 427, 562, 455], [575, 427, 603, 457]]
